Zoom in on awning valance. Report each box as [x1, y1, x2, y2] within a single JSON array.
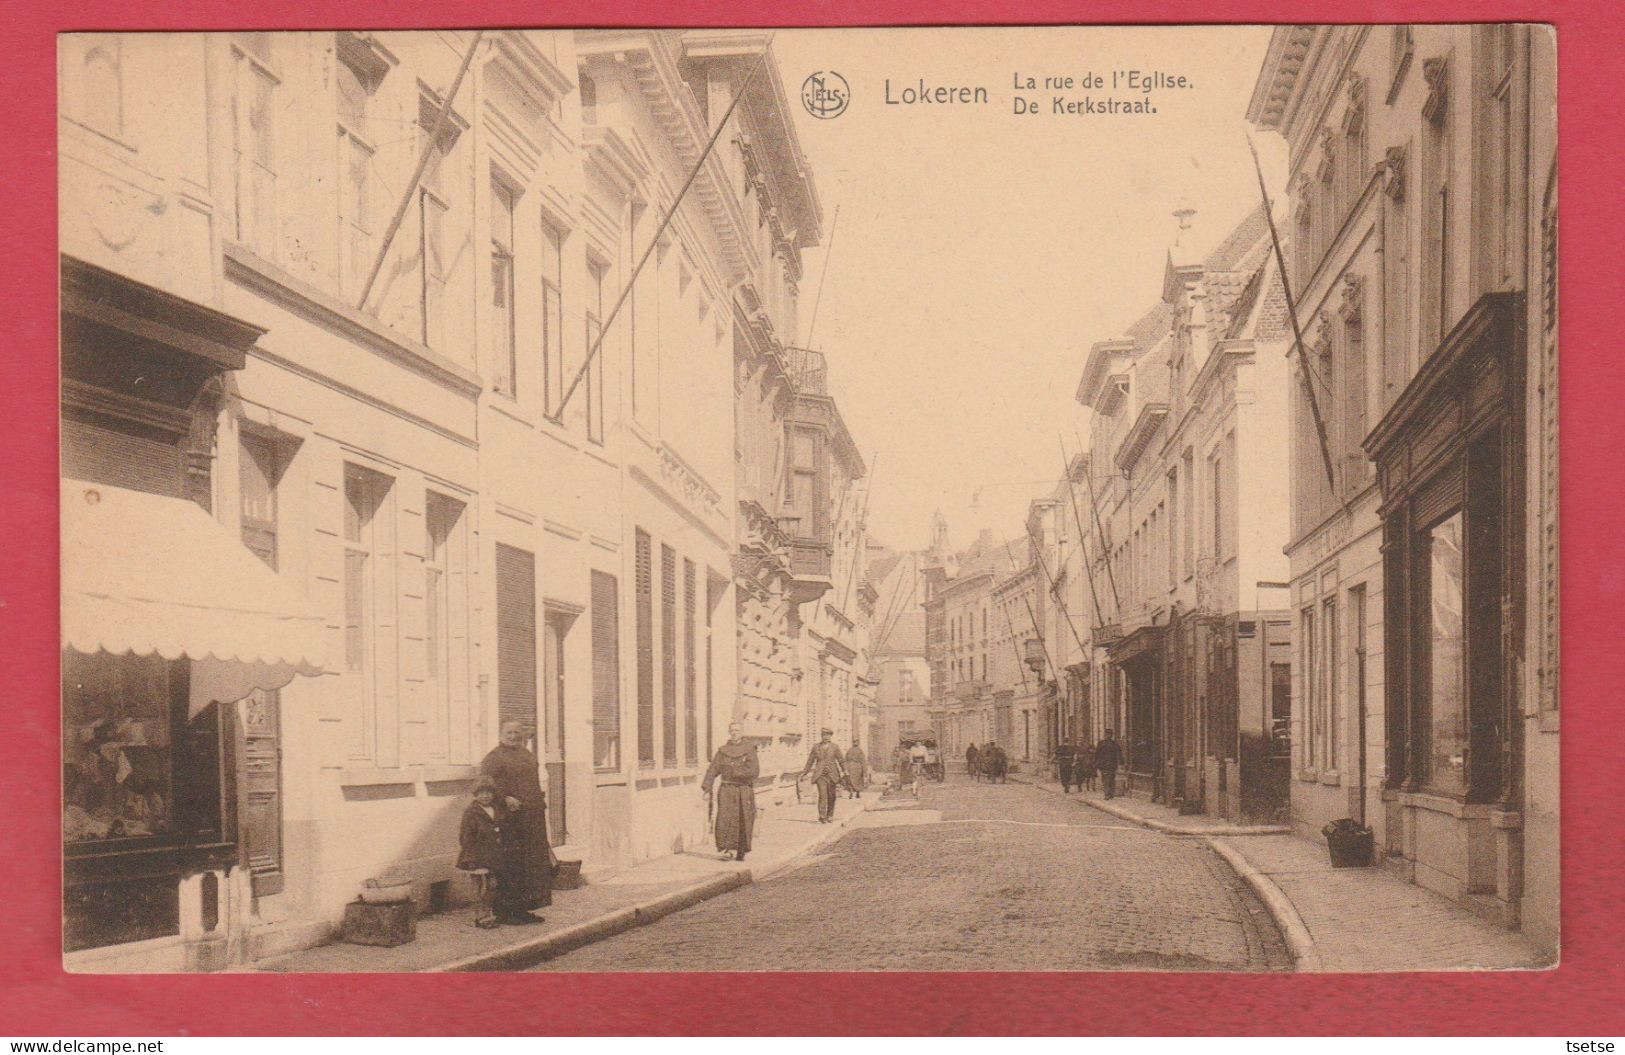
[[61, 480, 329, 712]]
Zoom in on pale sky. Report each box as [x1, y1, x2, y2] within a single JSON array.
[[773, 27, 1287, 553]]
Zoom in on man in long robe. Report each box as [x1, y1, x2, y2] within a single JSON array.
[[843, 741, 867, 798], [801, 727, 846, 823], [479, 719, 554, 923], [702, 722, 759, 860]]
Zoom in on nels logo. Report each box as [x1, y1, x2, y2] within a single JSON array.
[[801, 71, 850, 119]]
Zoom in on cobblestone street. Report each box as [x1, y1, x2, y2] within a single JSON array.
[[531, 776, 1291, 971]]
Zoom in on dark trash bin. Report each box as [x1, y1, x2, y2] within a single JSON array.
[[1322, 817, 1375, 868]]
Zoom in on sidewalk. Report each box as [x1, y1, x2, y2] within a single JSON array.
[[1009, 769, 1549, 971], [251, 789, 877, 973]]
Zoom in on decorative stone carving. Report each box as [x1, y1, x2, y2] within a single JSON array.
[[1381, 144, 1407, 202], [1422, 56, 1449, 123], [1339, 272, 1365, 322]]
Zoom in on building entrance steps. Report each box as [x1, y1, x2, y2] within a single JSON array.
[[248, 789, 880, 973], [1006, 769, 1548, 971]]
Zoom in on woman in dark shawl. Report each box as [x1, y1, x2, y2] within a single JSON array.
[[479, 719, 553, 922], [702, 722, 759, 861]]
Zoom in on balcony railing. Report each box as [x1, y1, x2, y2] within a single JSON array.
[[784, 346, 828, 395], [788, 538, 832, 579]]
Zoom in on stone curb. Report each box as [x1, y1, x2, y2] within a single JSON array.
[[1006, 772, 1290, 837], [1204, 837, 1323, 972], [436, 796, 878, 972]]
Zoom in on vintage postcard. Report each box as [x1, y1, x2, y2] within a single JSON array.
[[56, 24, 1558, 976]]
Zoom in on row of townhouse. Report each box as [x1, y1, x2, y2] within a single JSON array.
[[982, 23, 1557, 962], [58, 28, 872, 971], [1247, 24, 1558, 958]]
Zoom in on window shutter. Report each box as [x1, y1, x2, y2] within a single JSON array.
[[636, 530, 654, 764], [495, 544, 537, 742], [661, 544, 678, 765], [591, 570, 621, 770]]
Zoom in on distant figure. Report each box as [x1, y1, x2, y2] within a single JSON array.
[[908, 739, 929, 795], [965, 742, 981, 782], [1076, 740, 1097, 792], [801, 727, 846, 824], [843, 741, 868, 799], [1055, 741, 1078, 793], [1094, 729, 1123, 800], [986, 742, 1008, 783], [703, 722, 760, 861]]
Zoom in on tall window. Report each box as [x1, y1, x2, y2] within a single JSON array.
[[343, 464, 392, 761], [1381, 146, 1412, 409], [417, 93, 456, 350], [1301, 605, 1317, 768], [591, 570, 622, 771], [425, 492, 468, 761], [1485, 26, 1518, 287], [1181, 449, 1194, 577], [585, 259, 606, 444], [684, 559, 698, 765], [231, 34, 279, 256], [1209, 451, 1224, 559], [1341, 285, 1369, 491], [1421, 57, 1453, 353], [1323, 597, 1340, 770], [1424, 512, 1467, 792], [490, 178, 517, 397], [540, 219, 564, 415], [628, 200, 650, 423], [787, 427, 823, 540], [635, 529, 654, 766], [239, 434, 281, 569], [1166, 469, 1179, 587], [335, 39, 380, 300], [661, 544, 678, 766]]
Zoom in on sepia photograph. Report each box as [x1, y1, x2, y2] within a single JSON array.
[[56, 23, 1559, 978]]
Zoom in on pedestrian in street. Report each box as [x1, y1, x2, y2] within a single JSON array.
[[1055, 741, 1077, 793], [801, 727, 846, 824], [965, 742, 980, 782], [908, 739, 929, 795], [1076, 740, 1097, 792], [1094, 729, 1123, 800], [456, 777, 507, 929], [985, 742, 1008, 783], [843, 740, 867, 799], [479, 720, 553, 924], [702, 722, 759, 861], [891, 742, 911, 792]]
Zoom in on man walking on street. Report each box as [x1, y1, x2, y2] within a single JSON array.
[[801, 727, 846, 824], [1094, 729, 1123, 800], [965, 742, 980, 782], [843, 740, 867, 799], [1055, 741, 1077, 793]]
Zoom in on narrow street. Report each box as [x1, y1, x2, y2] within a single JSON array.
[[530, 775, 1291, 971]]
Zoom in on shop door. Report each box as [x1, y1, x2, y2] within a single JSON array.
[[496, 545, 539, 752], [238, 690, 283, 896]]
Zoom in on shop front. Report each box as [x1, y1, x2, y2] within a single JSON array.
[[1366, 292, 1526, 924], [1108, 625, 1165, 800], [60, 257, 327, 970]]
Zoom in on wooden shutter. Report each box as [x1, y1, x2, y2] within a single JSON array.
[[591, 570, 621, 770], [661, 544, 678, 765], [240, 691, 283, 895], [684, 559, 697, 765], [496, 544, 537, 743], [636, 530, 654, 764]]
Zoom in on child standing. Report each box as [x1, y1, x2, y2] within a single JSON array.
[[457, 777, 505, 928]]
